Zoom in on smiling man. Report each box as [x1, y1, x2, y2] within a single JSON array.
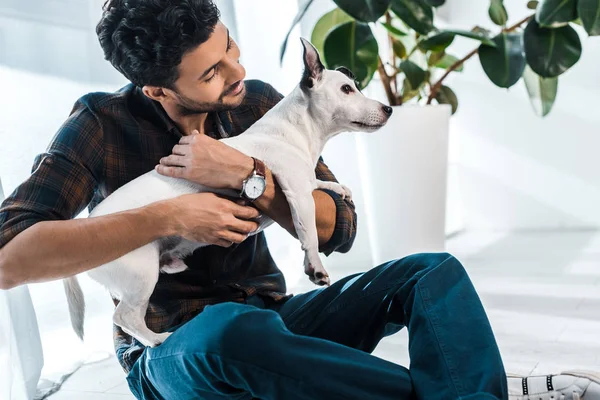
[[0, 1, 599, 400]]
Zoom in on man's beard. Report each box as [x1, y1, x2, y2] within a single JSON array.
[[173, 82, 244, 116]]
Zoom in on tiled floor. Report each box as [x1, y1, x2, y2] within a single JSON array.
[[47, 230, 600, 398]]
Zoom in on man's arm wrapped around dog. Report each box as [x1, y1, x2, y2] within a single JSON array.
[[244, 155, 357, 256], [0, 103, 259, 290]]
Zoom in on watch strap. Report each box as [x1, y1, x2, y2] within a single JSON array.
[[252, 157, 266, 178]]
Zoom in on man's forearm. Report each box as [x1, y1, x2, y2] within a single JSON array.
[[253, 168, 336, 245], [0, 203, 174, 290]]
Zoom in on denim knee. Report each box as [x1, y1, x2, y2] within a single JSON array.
[[183, 302, 286, 360], [387, 252, 464, 279]]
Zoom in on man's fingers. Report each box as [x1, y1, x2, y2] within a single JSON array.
[[215, 239, 234, 248], [155, 164, 185, 178], [228, 219, 259, 235], [230, 203, 261, 220], [171, 144, 189, 155], [178, 130, 202, 144], [160, 154, 186, 167], [218, 231, 248, 244]]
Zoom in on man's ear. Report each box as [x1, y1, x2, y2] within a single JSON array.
[[142, 86, 170, 102], [300, 38, 324, 90]]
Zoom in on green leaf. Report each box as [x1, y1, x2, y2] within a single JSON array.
[[390, 0, 434, 35], [400, 60, 426, 89], [536, 0, 578, 28], [418, 32, 455, 52], [381, 22, 408, 38], [522, 65, 558, 116], [577, 0, 600, 35], [428, 50, 445, 65], [432, 54, 464, 71], [402, 78, 420, 102], [323, 21, 379, 89], [435, 85, 459, 114], [489, 0, 509, 26], [311, 8, 354, 59], [528, 0, 540, 9], [524, 18, 582, 77], [571, 18, 584, 26], [333, 0, 391, 22], [442, 29, 497, 46], [393, 39, 407, 58], [424, 0, 445, 6], [479, 32, 526, 88], [280, 0, 316, 64]]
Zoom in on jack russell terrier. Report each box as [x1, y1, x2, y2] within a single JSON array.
[[63, 38, 393, 347]]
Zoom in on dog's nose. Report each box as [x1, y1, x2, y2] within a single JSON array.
[[382, 105, 393, 116]]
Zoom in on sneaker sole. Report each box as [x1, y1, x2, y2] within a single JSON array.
[[562, 370, 600, 385]]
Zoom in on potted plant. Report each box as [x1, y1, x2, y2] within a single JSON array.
[[280, 0, 598, 264]]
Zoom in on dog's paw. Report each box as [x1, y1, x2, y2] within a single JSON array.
[[338, 184, 353, 201], [304, 258, 330, 286], [316, 180, 353, 201], [328, 183, 353, 200]]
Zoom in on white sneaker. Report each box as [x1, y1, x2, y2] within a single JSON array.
[[508, 370, 600, 400]]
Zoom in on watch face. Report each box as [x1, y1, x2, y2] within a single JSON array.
[[245, 176, 266, 199]]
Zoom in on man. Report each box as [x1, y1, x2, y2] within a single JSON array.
[[0, 1, 598, 399]]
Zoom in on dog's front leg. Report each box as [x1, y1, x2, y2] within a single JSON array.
[[276, 178, 330, 286], [316, 180, 352, 201]]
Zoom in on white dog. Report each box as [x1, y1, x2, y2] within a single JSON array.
[[63, 38, 393, 348]]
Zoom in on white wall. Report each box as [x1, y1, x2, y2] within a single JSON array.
[[442, 0, 600, 230]]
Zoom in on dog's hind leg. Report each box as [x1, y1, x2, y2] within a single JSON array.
[[108, 244, 172, 347], [113, 298, 171, 348]]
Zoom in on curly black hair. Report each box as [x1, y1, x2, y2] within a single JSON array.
[[96, 0, 220, 88]]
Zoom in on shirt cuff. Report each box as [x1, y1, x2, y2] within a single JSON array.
[[318, 189, 357, 256]]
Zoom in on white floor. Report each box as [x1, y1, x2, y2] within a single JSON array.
[[48, 230, 600, 399]]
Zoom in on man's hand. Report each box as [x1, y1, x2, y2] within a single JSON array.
[[156, 131, 254, 190], [162, 192, 259, 247]]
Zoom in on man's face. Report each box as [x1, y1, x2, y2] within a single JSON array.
[[168, 21, 246, 116]]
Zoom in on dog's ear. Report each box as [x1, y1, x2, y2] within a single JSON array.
[[300, 38, 324, 90]]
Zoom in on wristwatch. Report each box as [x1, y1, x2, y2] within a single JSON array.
[[240, 157, 267, 201]]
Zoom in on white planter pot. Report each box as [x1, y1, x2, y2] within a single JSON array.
[[357, 104, 451, 266]]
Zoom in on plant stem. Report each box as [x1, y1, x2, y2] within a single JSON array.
[[426, 13, 534, 105], [377, 56, 397, 106], [386, 12, 398, 97], [426, 47, 478, 104]]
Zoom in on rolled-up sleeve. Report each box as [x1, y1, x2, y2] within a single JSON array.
[[0, 104, 104, 248], [315, 157, 357, 256]]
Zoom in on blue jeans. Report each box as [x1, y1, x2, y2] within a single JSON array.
[[126, 253, 508, 400]]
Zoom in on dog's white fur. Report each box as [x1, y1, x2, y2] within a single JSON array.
[[63, 39, 391, 347]]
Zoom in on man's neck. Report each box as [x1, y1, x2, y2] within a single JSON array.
[[162, 104, 212, 136]]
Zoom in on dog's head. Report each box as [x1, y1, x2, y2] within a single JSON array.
[[299, 38, 393, 136]]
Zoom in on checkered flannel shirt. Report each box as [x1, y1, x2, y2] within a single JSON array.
[[0, 80, 357, 372]]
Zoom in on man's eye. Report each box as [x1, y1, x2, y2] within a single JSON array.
[[206, 68, 217, 82], [341, 84, 353, 94]]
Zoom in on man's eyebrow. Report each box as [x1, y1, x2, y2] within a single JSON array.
[[198, 29, 230, 80]]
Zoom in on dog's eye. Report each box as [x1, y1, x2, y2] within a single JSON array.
[[341, 84, 354, 94]]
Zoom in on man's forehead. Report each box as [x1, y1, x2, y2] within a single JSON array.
[[178, 22, 228, 76]]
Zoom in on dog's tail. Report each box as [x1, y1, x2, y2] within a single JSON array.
[[63, 276, 85, 341]]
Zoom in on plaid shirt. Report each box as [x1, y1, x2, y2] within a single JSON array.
[[0, 80, 357, 372]]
